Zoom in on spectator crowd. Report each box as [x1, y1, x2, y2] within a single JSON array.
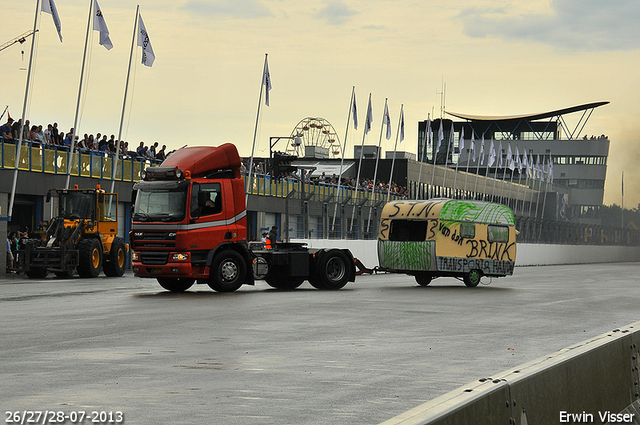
[[0, 116, 167, 162]]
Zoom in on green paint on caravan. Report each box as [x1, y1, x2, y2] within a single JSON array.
[[377, 240, 435, 271], [439, 200, 515, 226]]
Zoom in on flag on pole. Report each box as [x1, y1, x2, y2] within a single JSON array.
[[383, 102, 391, 140], [548, 159, 554, 183], [487, 140, 495, 167], [364, 96, 373, 135], [516, 146, 522, 173], [399, 107, 405, 142], [351, 94, 358, 130], [458, 127, 465, 154], [479, 137, 485, 165], [507, 143, 515, 171], [438, 120, 444, 146], [535, 155, 541, 179], [470, 133, 476, 162], [449, 122, 455, 154], [137, 14, 155, 67], [262, 57, 271, 106], [42, 0, 63, 42], [93, 0, 113, 50], [497, 141, 503, 169]]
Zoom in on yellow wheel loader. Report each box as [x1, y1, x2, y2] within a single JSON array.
[[20, 185, 128, 279]]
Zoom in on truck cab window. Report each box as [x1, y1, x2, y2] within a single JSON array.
[[191, 183, 222, 217]]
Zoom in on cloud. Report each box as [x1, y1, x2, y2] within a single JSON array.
[[315, 1, 358, 25], [181, 0, 272, 19], [459, 0, 640, 52]]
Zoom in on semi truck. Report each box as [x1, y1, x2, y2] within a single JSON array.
[[130, 143, 356, 292]]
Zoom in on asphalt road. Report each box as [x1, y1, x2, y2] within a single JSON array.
[[1, 263, 639, 425]]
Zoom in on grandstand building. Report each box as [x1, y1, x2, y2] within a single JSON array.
[[417, 102, 610, 224]]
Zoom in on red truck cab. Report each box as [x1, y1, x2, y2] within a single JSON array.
[[130, 143, 254, 292]]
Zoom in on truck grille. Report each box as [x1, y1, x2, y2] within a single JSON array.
[[132, 231, 176, 249], [140, 251, 169, 265]]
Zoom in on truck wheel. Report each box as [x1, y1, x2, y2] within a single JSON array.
[[415, 274, 432, 287], [265, 275, 304, 290], [103, 237, 127, 277], [308, 275, 325, 290], [157, 277, 195, 292], [315, 249, 350, 290], [77, 238, 102, 278], [26, 268, 48, 279], [463, 269, 482, 287], [208, 250, 245, 292]]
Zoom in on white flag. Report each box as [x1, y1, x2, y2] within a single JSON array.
[[497, 141, 503, 168], [435, 120, 443, 155], [515, 146, 522, 173], [470, 133, 476, 162], [364, 96, 373, 135], [351, 94, 358, 130], [507, 143, 515, 171], [383, 102, 391, 140], [487, 140, 495, 168], [479, 137, 485, 165], [458, 127, 465, 153], [399, 107, 404, 142], [42, 0, 63, 42], [548, 159, 554, 183], [449, 122, 455, 153], [262, 57, 271, 106], [93, 0, 113, 50], [137, 14, 155, 67]]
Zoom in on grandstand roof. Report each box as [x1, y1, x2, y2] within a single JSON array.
[[445, 101, 609, 122]]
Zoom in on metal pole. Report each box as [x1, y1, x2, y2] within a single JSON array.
[[9, 0, 41, 220]]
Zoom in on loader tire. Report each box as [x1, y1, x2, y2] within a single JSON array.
[[103, 237, 127, 277], [77, 238, 102, 278]]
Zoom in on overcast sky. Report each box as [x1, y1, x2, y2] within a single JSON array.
[[2, 0, 639, 207]]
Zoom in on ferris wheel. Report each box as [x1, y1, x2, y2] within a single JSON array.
[[287, 117, 342, 158]]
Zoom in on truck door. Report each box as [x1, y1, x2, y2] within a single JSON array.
[[190, 182, 228, 250]]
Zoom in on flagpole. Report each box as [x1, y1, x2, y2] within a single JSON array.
[[66, 0, 94, 190], [419, 114, 431, 200], [367, 98, 388, 234], [463, 132, 473, 197], [514, 146, 523, 213], [109, 5, 139, 194], [474, 136, 484, 200], [491, 141, 501, 202], [8, 0, 41, 221], [387, 104, 403, 202], [452, 126, 462, 199], [442, 122, 453, 193], [350, 93, 371, 235], [331, 86, 355, 234], [621, 171, 624, 228], [246, 53, 268, 206]]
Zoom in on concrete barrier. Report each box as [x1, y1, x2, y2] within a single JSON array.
[[379, 321, 640, 425], [291, 239, 640, 268]]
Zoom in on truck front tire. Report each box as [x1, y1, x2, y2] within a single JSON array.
[[157, 277, 195, 292], [208, 250, 245, 292]]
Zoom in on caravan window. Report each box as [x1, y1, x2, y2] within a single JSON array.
[[460, 222, 475, 239], [389, 220, 427, 241], [487, 225, 509, 243]]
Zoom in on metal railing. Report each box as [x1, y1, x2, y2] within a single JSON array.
[[0, 138, 157, 182]]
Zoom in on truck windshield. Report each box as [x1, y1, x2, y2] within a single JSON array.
[[133, 182, 188, 222]]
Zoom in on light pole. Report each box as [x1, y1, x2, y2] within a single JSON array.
[[269, 135, 302, 175]]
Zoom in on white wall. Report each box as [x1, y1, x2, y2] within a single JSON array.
[[291, 239, 640, 268]]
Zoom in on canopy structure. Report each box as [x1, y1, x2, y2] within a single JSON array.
[[443, 101, 609, 141]]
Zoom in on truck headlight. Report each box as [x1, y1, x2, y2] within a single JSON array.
[[172, 253, 189, 261], [132, 252, 139, 261]]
